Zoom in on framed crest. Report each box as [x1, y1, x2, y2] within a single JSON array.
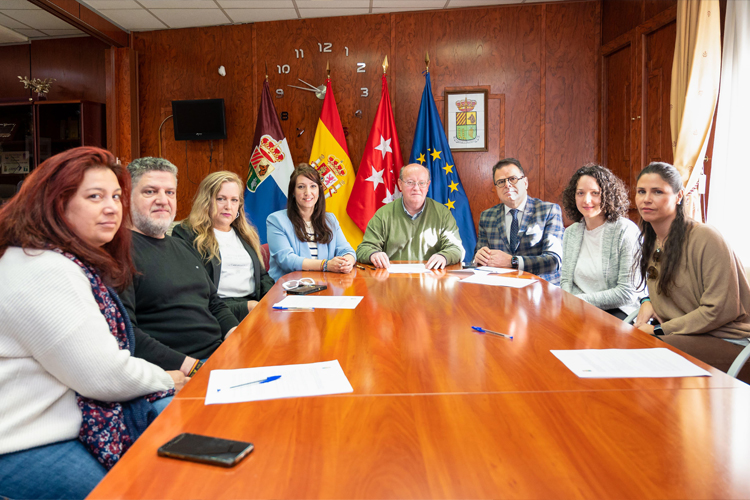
[[444, 88, 488, 152]]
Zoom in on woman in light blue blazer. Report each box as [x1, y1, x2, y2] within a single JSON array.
[[267, 164, 356, 281], [560, 164, 642, 319]]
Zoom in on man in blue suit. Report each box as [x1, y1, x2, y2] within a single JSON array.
[[474, 158, 564, 285]]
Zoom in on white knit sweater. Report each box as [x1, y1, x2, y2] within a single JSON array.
[[0, 248, 174, 455]]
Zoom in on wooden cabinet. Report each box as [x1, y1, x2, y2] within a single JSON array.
[[0, 100, 105, 197], [601, 3, 676, 220]]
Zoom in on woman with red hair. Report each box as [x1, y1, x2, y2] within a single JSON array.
[[0, 147, 186, 499]]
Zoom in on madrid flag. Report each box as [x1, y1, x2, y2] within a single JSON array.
[[309, 78, 363, 247], [347, 75, 403, 232], [245, 80, 295, 243]]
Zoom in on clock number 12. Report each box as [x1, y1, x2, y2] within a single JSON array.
[[318, 42, 332, 53]]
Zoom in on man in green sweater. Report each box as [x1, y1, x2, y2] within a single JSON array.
[[356, 163, 464, 269]]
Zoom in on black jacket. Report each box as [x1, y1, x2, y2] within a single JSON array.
[[172, 224, 275, 313]]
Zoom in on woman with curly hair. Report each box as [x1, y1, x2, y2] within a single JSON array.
[[173, 171, 274, 322], [632, 162, 750, 375], [560, 164, 641, 319]]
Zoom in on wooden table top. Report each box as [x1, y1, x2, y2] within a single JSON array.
[[89, 268, 750, 499]]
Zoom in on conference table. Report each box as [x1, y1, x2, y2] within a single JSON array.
[[88, 266, 750, 499]]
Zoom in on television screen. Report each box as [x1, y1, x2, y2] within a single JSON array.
[[171, 99, 227, 141]]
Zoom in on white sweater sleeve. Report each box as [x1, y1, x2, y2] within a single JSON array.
[[1, 249, 174, 401]]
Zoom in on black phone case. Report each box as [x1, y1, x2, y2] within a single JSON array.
[[157, 433, 254, 468], [286, 284, 328, 295]]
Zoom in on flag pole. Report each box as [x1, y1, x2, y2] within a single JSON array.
[[383, 55, 388, 75], [326, 60, 330, 79], [425, 51, 429, 73], [264, 61, 268, 82]]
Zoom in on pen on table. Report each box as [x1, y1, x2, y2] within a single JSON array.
[[472, 326, 513, 340], [355, 264, 367, 271], [229, 375, 281, 389], [273, 306, 315, 311]]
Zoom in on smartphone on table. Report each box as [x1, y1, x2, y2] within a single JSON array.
[[157, 433, 254, 467], [286, 284, 328, 295]]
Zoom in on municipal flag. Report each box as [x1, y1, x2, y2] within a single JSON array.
[[245, 80, 295, 243], [347, 74, 403, 232], [309, 78, 363, 247], [409, 72, 477, 261]]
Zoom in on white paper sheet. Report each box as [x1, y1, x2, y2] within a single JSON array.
[[385, 264, 431, 273], [551, 348, 712, 378], [460, 274, 538, 288], [476, 266, 516, 274], [205, 360, 354, 405], [273, 295, 364, 309]]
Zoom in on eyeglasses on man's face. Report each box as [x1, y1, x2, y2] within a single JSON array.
[[494, 175, 525, 188], [402, 180, 430, 189]]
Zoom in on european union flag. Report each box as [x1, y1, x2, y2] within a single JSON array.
[[409, 73, 477, 261]]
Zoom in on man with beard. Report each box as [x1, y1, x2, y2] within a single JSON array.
[[122, 157, 238, 376]]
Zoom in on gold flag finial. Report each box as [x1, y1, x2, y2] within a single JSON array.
[[264, 61, 268, 81], [326, 60, 330, 78], [425, 51, 430, 72], [383, 55, 389, 75]]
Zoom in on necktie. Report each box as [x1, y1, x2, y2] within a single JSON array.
[[509, 209, 519, 254]]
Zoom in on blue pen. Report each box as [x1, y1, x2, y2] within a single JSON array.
[[229, 375, 282, 389], [472, 326, 513, 340], [273, 306, 315, 311]]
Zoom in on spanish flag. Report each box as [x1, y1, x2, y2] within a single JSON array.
[[309, 78, 363, 247]]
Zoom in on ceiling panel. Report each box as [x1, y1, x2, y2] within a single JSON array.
[[296, 0, 370, 7], [218, 0, 295, 7], [373, 0, 445, 7], [39, 28, 85, 36], [225, 8, 299, 23], [84, 0, 141, 9], [1, 0, 39, 9], [298, 8, 369, 18], [140, 0, 219, 8], [151, 8, 232, 29], [98, 8, 167, 30], [4, 9, 76, 29], [0, 0, 528, 40], [446, 0, 519, 6], [0, 12, 30, 29], [14, 28, 46, 37], [0, 23, 27, 43]]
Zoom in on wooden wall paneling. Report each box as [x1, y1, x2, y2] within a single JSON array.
[[106, 47, 140, 163], [30, 37, 108, 103], [644, 0, 677, 23], [131, 2, 600, 226], [0, 44, 32, 101], [394, 5, 543, 230], [642, 19, 676, 167], [602, 0, 643, 46], [135, 25, 254, 219], [602, 41, 634, 198], [544, 1, 600, 222], [254, 14, 391, 177]]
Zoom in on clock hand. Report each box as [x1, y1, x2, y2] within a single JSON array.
[[297, 78, 319, 90], [288, 85, 317, 92]]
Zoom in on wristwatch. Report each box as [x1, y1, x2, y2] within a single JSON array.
[[653, 325, 664, 336], [511, 256, 519, 269]]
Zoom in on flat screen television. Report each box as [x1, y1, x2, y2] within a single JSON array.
[[171, 99, 227, 141]]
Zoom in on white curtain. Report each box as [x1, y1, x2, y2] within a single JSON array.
[[708, 0, 750, 266]]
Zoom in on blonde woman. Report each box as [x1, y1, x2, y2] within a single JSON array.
[[173, 171, 274, 321]]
